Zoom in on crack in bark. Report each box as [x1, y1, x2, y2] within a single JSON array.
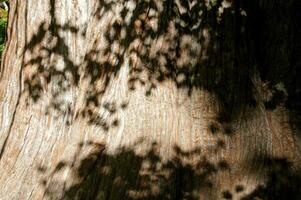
[[0, 0, 27, 161], [0, 65, 22, 161]]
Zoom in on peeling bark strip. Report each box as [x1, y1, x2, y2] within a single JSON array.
[[0, 0, 28, 161], [0, 0, 25, 161], [0, 0, 300, 199]]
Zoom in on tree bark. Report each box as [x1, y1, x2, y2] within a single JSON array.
[[0, 0, 300, 199]]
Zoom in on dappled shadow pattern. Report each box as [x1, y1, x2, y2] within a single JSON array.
[[19, 0, 301, 198], [22, 0, 301, 133], [40, 141, 301, 199], [241, 156, 301, 200], [40, 139, 229, 200], [89, 0, 256, 128], [22, 0, 252, 132], [217, 155, 301, 200], [24, 0, 79, 102], [22, 0, 128, 131]]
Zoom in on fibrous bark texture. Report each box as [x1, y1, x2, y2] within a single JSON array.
[[0, 0, 300, 199]]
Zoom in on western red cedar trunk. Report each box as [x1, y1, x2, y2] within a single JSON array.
[[0, 0, 300, 199]]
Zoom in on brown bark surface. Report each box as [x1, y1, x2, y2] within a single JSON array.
[[0, 0, 300, 199]]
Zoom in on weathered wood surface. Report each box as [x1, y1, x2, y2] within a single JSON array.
[[0, 0, 300, 199]]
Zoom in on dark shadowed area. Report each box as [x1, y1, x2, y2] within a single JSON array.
[[41, 140, 301, 200], [41, 139, 230, 200], [241, 155, 301, 200]]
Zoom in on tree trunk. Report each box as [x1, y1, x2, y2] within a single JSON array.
[[0, 0, 300, 199]]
